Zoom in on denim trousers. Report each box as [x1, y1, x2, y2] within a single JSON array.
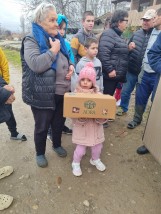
[[135, 71, 157, 107], [120, 72, 138, 112]]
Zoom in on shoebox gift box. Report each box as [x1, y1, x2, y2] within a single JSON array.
[[63, 92, 116, 119]]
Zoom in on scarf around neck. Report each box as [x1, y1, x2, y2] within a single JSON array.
[[32, 23, 69, 70]]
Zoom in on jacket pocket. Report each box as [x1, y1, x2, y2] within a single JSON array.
[[96, 124, 104, 140], [73, 123, 86, 140]]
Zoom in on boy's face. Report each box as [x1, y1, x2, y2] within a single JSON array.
[[82, 15, 95, 32], [86, 42, 98, 59]]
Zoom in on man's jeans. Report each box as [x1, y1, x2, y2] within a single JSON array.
[[120, 72, 138, 112]]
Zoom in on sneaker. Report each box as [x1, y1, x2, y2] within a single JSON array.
[[108, 119, 114, 122], [116, 107, 126, 116], [47, 135, 52, 143], [10, 133, 27, 141], [53, 147, 67, 157], [103, 122, 109, 128], [90, 159, 106, 171], [72, 162, 82, 176], [36, 155, 48, 168], [62, 126, 72, 135]]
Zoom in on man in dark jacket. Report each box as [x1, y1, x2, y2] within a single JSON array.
[[148, 31, 161, 97], [0, 77, 15, 123], [116, 9, 155, 116]]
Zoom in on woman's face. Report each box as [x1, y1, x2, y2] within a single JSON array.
[[118, 17, 128, 32], [39, 9, 58, 36], [57, 22, 66, 37]]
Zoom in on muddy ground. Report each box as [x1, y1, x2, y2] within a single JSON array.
[[0, 63, 161, 214]]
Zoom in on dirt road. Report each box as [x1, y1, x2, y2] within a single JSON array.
[[0, 63, 161, 214]]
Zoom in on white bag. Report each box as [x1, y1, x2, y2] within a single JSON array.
[[71, 70, 78, 92]]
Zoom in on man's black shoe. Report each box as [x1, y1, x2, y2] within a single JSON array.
[[136, 145, 149, 155], [62, 125, 72, 135]]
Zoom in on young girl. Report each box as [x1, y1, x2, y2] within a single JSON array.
[[72, 62, 107, 176], [57, 14, 75, 64]]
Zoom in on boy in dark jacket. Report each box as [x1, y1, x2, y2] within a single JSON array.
[[0, 77, 14, 123]]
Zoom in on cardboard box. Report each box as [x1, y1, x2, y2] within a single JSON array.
[[63, 92, 116, 119], [143, 78, 161, 165]]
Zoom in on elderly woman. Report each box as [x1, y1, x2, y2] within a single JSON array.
[[21, 3, 74, 167], [98, 10, 129, 96]]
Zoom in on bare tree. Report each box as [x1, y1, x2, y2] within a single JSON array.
[[20, 15, 25, 37], [15, 0, 113, 31]]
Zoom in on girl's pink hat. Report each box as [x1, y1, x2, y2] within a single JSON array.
[[79, 62, 96, 86]]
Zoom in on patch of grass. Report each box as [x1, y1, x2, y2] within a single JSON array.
[[2, 48, 21, 68]]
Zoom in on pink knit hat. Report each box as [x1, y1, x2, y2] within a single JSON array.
[[79, 62, 96, 86]]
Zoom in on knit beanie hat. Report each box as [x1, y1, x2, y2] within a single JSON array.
[[79, 62, 96, 86]]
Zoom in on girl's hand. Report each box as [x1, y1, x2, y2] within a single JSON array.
[[49, 37, 60, 55], [66, 65, 74, 80]]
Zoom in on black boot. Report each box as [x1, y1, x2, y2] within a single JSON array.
[[136, 145, 149, 155], [127, 105, 145, 129]]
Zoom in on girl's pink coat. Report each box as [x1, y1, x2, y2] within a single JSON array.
[[72, 85, 107, 147]]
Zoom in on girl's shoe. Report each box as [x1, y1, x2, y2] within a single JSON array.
[[72, 162, 82, 176], [90, 159, 106, 171], [0, 166, 13, 180], [0, 194, 13, 211]]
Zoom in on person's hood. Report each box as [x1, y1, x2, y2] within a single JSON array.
[[57, 14, 68, 32], [77, 28, 94, 37], [80, 56, 97, 63]]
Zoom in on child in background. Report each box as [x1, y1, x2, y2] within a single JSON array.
[[76, 37, 103, 93], [72, 62, 107, 177], [0, 48, 27, 141], [57, 14, 75, 64]]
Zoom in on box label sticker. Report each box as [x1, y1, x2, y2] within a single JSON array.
[[84, 100, 96, 109]]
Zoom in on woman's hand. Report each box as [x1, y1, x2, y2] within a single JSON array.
[[108, 70, 116, 78], [5, 94, 15, 104], [49, 37, 60, 55], [129, 42, 135, 50], [4, 85, 15, 93], [66, 65, 74, 80]]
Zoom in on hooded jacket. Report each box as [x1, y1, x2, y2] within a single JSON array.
[[0, 48, 9, 84], [71, 28, 96, 64], [57, 14, 75, 64], [72, 85, 107, 147]]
